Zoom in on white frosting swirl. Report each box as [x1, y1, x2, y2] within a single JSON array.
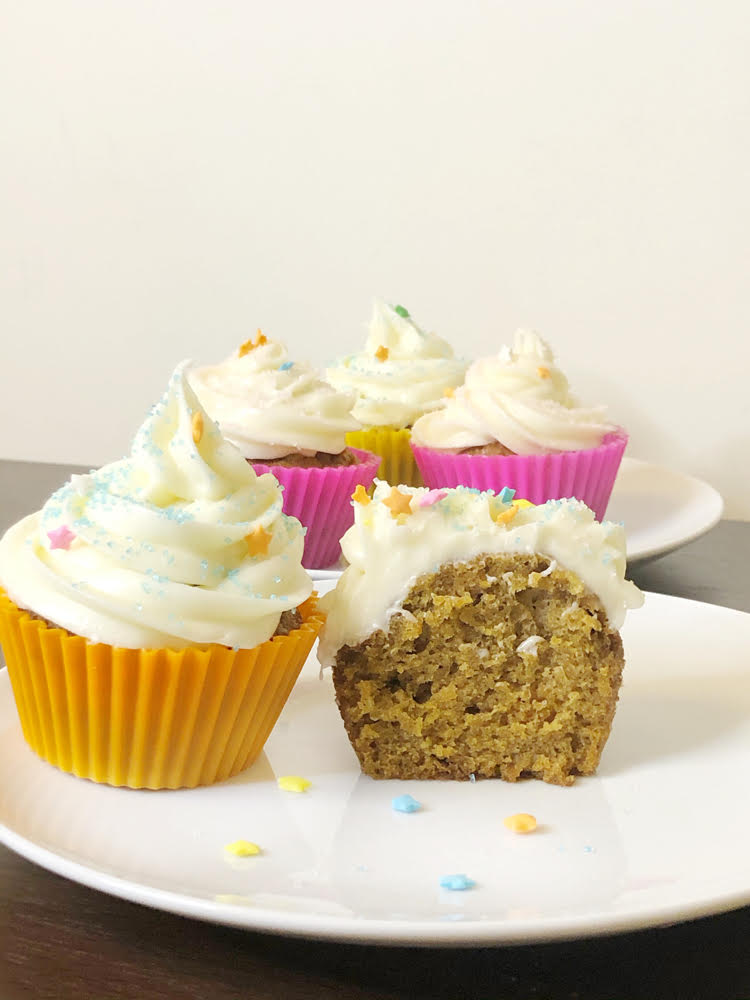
[[325, 301, 467, 428], [317, 482, 643, 666], [189, 339, 360, 460], [0, 362, 312, 649], [411, 329, 617, 453]]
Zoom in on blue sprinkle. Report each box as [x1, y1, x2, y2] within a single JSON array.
[[392, 794, 421, 814], [279, 361, 293, 371], [498, 487, 516, 503], [439, 874, 475, 891]]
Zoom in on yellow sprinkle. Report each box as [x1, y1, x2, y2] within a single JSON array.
[[503, 813, 537, 834], [278, 775, 312, 793], [352, 484, 371, 505], [191, 411, 204, 444], [495, 505, 518, 525], [375, 344, 389, 362], [512, 498, 534, 510], [443, 386, 455, 398], [537, 365, 551, 379], [225, 840, 261, 856]]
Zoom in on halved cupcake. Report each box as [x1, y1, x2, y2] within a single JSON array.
[[189, 334, 379, 568], [0, 362, 323, 789], [410, 329, 626, 519]]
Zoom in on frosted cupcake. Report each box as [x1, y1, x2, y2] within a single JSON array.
[[318, 483, 643, 784], [410, 330, 627, 519], [325, 301, 466, 487], [189, 333, 379, 569], [0, 362, 323, 789]]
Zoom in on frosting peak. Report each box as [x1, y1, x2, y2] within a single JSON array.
[[325, 300, 467, 428], [0, 362, 312, 649], [189, 339, 360, 460], [411, 329, 617, 454]]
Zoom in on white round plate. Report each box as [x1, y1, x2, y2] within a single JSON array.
[[1, 591, 749, 946], [310, 458, 723, 579]]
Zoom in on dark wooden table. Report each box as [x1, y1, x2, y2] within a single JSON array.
[[1, 459, 748, 1000]]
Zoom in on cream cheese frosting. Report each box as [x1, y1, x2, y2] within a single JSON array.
[[411, 329, 617, 454], [317, 482, 643, 666], [325, 301, 467, 428], [189, 336, 360, 460], [0, 361, 312, 649]]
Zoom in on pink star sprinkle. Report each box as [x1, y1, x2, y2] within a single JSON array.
[[419, 490, 447, 508], [47, 525, 76, 550]]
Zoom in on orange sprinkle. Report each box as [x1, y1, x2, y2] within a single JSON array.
[[352, 484, 371, 505], [244, 525, 272, 557], [495, 505, 519, 525], [503, 813, 537, 834], [381, 487, 412, 518], [537, 365, 551, 379], [191, 411, 204, 444], [239, 330, 269, 357], [375, 345, 389, 362]]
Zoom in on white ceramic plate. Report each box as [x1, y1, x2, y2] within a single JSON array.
[[1, 591, 749, 946], [310, 458, 723, 579]]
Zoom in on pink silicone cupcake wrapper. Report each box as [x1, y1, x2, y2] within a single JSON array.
[[250, 448, 380, 569], [411, 431, 627, 521]]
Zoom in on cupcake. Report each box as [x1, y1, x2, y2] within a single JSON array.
[[325, 301, 467, 487], [189, 333, 379, 569], [410, 329, 627, 519], [318, 482, 643, 785], [0, 362, 324, 789]]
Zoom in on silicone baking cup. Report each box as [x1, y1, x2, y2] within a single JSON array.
[[345, 428, 423, 488], [0, 589, 324, 789], [411, 430, 628, 521], [251, 447, 379, 569]]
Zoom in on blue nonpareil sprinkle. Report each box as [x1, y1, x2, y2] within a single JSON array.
[[391, 794, 421, 814], [439, 874, 475, 891]]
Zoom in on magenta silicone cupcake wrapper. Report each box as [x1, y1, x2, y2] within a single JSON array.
[[411, 431, 627, 521], [250, 447, 380, 569]]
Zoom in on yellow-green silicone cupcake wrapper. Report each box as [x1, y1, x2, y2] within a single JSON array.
[[345, 427, 423, 488], [0, 590, 324, 789]]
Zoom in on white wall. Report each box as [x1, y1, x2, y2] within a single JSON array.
[[1, 0, 748, 516]]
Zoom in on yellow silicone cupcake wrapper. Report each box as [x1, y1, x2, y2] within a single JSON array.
[[345, 427, 423, 488], [0, 590, 324, 789]]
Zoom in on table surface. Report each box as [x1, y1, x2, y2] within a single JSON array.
[[0, 459, 748, 1000]]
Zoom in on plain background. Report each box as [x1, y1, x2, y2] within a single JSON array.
[[1, 0, 748, 517]]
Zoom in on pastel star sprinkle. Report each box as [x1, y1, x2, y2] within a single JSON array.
[[537, 365, 551, 379], [512, 498, 534, 511], [375, 344, 389, 362], [503, 813, 537, 834], [352, 484, 371, 505], [244, 525, 272, 556], [382, 487, 412, 519], [279, 361, 293, 371], [239, 330, 268, 356], [394, 304, 410, 318], [224, 840, 261, 857], [191, 411, 204, 444], [439, 874, 476, 891], [392, 794, 422, 813], [278, 775, 312, 793], [419, 490, 447, 508], [495, 505, 518, 526], [47, 525, 76, 550], [498, 487, 516, 504], [443, 386, 455, 398]]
